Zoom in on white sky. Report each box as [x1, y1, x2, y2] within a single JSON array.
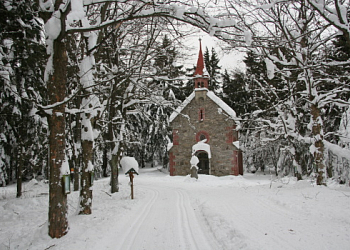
[[181, 29, 246, 72]]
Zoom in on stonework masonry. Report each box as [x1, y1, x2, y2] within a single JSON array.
[[169, 89, 241, 176]]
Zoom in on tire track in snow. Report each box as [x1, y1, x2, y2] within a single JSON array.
[[119, 181, 218, 250], [98, 180, 220, 250], [176, 189, 199, 249], [176, 189, 218, 250], [117, 187, 159, 250], [175, 189, 189, 248]]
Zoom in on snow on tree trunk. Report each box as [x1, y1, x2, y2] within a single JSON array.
[[108, 94, 120, 193], [79, 96, 95, 214], [73, 100, 82, 192], [79, 139, 93, 214], [79, 98, 95, 214], [47, 38, 69, 238], [78, 30, 99, 213]]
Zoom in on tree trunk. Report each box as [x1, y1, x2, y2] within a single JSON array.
[[16, 146, 23, 198], [102, 147, 108, 177], [108, 96, 120, 193], [110, 153, 120, 193], [79, 139, 93, 214], [310, 103, 326, 185], [73, 112, 82, 191], [48, 38, 68, 238], [74, 154, 80, 191]]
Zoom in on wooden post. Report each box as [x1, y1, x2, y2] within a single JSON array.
[[125, 168, 138, 199], [129, 172, 134, 199]]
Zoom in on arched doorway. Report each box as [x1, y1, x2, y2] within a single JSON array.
[[196, 151, 210, 175]]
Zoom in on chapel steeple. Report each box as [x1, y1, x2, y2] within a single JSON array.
[[194, 38, 209, 89]]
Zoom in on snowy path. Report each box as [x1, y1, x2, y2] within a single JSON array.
[[84, 170, 350, 250], [1, 168, 350, 250], [91, 177, 220, 250]]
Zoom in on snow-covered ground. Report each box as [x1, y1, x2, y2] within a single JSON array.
[[1, 168, 349, 250]]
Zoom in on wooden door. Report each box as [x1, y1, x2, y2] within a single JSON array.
[[197, 152, 209, 175]]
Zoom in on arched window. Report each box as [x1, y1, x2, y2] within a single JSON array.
[[199, 134, 206, 141], [196, 131, 210, 143]]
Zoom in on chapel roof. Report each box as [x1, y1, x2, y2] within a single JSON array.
[[169, 89, 237, 123]]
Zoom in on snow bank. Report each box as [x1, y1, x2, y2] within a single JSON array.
[[1, 169, 350, 250]]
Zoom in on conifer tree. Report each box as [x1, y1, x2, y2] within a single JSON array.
[[222, 70, 251, 117], [204, 47, 221, 93], [0, 0, 47, 191]]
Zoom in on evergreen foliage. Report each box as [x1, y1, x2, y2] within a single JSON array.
[[0, 1, 47, 188], [222, 69, 251, 117], [204, 47, 221, 93]]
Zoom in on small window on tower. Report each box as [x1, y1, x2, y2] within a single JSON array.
[[201, 82, 204, 88], [200, 134, 206, 141]]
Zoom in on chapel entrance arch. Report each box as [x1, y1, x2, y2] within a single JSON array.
[[196, 151, 210, 175]]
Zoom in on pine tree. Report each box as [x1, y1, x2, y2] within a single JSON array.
[[243, 51, 272, 112], [204, 47, 221, 93], [321, 34, 350, 145], [0, 1, 47, 191], [154, 35, 186, 101], [222, 69, 252, 117]]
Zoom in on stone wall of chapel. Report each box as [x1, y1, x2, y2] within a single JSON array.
[[169, 91, 239, 176]]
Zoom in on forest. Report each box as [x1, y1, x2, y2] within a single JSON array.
[[1, 0, 350, 238]]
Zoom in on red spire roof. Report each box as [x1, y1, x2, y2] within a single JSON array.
[[194, 38, 204, 76]]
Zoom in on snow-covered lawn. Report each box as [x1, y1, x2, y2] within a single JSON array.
[[1, 168, 349, 250]]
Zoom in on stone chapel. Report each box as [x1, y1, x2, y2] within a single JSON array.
[[168, 40, 243, 176]]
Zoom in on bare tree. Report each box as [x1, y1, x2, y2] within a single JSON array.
[[221, 0, 350, 184]]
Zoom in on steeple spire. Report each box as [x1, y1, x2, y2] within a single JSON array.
[[194, 38, 204, 76], [193, 38, 209, 89]]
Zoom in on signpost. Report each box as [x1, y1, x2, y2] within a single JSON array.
[[125, 168, 139, 199]]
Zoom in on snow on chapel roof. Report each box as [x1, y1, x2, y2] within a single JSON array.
[[169, 91, 195, 122], [169, 89, 237, 123], [206, 90, 236, 118]]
